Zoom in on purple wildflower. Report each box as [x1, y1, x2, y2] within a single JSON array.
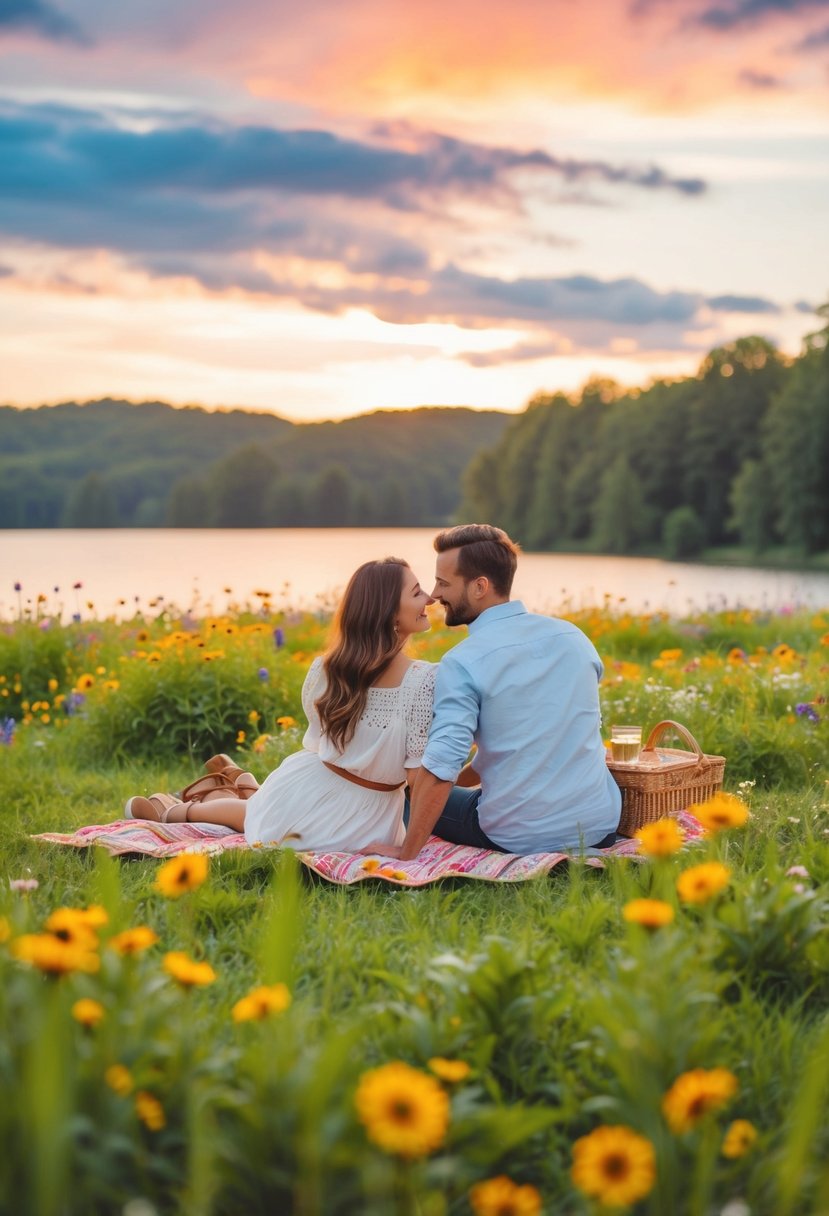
[[65, 692, 86, 717], [258, 667, 270, 682], [1, 718, 15, 745], [273, 627, 285, 648], [795, 702, 820, 723], [13, 582, 21, 592]]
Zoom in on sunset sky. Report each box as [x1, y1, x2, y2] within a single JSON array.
[[1, 0, 827, 421]]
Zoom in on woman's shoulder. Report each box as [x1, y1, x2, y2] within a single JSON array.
[[403, 659, 437, 690]]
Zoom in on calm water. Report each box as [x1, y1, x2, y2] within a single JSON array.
[[3, 529, 829, 619]]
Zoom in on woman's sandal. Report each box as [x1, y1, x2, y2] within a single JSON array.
[[203, 754, 259, 799], [124, 793, 192, 823], [179, 771, 238, 802]]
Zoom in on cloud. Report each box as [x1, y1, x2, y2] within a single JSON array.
[[791, 20, 829, 49], [693, 0, 827, 30], [0, 0, 90, 44], [739, 68, 784, 87], [706, 293, 781, 313]]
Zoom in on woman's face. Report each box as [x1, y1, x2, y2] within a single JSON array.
[[395, 569, 434, 639]]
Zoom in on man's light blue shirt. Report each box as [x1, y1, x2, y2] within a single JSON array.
[[422, 601, 621, 853]]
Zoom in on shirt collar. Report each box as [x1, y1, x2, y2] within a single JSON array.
[[468, 600, 527, 633]]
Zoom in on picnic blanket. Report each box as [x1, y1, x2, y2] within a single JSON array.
[[33, 810, 705, 887]]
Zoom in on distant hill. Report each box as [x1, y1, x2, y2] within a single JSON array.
[[0, 398, 512, 527]]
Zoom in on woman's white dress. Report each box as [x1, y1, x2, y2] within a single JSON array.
[[243, 657, 437, 852]]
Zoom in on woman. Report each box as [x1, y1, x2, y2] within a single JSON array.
[[125, 558, 437, 852]]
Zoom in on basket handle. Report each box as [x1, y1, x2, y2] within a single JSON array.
[[642, 719, 703, 758]]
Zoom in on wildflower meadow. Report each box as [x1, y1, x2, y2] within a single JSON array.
[[1, 588, 828, 1214]]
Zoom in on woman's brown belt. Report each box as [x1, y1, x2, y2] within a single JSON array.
[[322, 760, 405, 793]]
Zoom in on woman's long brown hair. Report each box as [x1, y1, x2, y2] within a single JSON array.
[[315, 557, 409, 752]]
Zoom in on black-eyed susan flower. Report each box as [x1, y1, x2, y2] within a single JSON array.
[[135, 1090, 166, 1131], [72, 998, 105, 1027], [108, 926, 159, 955], [690, 793, 750, 833], [162, 950, 216, 988], [155, 853, 209, 898], [12, 933, 100, 976], [469, 1175, 542, 1215], [276, 715, 297, 729], [427, 1057, 471, 1083], [232, 983, 292, 1022], [722, 1118, 758, 1158], [105, 1064, 134, 1096], [635, 817, 685, 857], [622, 898, 675, 929], [676, 861, 731, 905], [662, 1068, 738, 1133], [45, 907, 103, 948], [355, 1061, 450, 1158], [571, 1125, 656, 1208]]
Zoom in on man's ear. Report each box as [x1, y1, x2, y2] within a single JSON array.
[[471, 576, 490, 601]]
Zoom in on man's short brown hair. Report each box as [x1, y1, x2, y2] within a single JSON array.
[[434, 523, 520, 596]]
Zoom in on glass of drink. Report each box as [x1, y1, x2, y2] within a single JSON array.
[[611, 725, 642, 764]]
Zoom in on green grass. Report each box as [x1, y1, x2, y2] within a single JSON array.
[[1, 606, 829, 1214]]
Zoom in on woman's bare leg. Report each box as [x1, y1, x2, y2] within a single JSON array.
[[186, 796, 247, 832]]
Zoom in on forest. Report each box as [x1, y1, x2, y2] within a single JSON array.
[[460, 305, 829, 559], [0, 402, 511, 530], [2, 305, 827, 557]]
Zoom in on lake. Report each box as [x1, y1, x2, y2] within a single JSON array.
[[3, 528, 829, 619]]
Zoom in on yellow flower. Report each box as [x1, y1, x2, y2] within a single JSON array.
[[72, 998, 106, 1027], [252, 733, 272, 753], [109, 926, 159, 955], [622, 899, 675, 929], [155, 853, 209, 898], [48, 678, 58, 692], [361, 859, 381, 872], [12, 933, 100, 976], [722, 1118, 758, 1158], [236, 730, 246, 744], [0, 916, 10, 943], [163, 950, 216, 988], [635, 817, 685, 857], [469, 1175, 542, 1216], [232, 983, 292, 1022], [75, 673, 95, 690], [427, 1057, 471, 1083], [105, 1064, 134, 1096], [690, 793, 750, 833], [45, 906, 105, 947], [135, 1090, 166, 1131], [571, 1125, 656, 1208], [276, 715, 297, 729], [676, 861, 731, 904], [247, 709, 260, 724], [355, 1062, 450, 1158], [659, 648, 683, 661], [662, 1068, 738, 1133]]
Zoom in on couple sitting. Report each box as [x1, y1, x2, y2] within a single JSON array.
[[125, 524, 622, 859]]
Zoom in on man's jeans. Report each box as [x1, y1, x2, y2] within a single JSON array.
[[404, 785, 621, 852]]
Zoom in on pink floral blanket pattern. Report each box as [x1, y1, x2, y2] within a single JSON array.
[[33, 811, 704, 886]]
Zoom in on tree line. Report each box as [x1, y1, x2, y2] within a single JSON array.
[[459, 306, 829, 558], [0, 401, 511, 529]]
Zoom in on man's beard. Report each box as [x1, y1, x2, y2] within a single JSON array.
[[443, 589, 476, 627]]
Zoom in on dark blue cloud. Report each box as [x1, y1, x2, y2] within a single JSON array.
[[695, 0, 827, 29], [791, 20, 829, 48], [707, 294, 781, 313], [0, 0, 90, 44]]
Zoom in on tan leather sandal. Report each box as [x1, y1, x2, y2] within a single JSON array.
[[124, 793, 191, 823], [203, 754, 259, 799], [179, 771, 238, 802]]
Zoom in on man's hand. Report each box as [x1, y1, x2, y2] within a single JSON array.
[[358, 843, 404, 858]]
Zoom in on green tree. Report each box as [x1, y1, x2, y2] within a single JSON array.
[[308, 465, 354, 526], [729, 459, 776, 552], [62, 473, 120, 527], [663, 506, 705, 559], [166, 476, 206, 527], [592, 455, 648, 553], [762, 306, 829, 552], [210, 446, 279, 527]]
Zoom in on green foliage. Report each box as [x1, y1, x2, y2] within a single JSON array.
[[663, 506, 705, 559], [0, 400, 512, 530]]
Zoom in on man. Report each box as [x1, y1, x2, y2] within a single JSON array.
[[366, 523, 621, 860]]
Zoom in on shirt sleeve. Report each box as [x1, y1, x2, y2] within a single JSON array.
[[420, 652, 479, 782], [300, 657, 325, 751], [404, 663, 437, 768]]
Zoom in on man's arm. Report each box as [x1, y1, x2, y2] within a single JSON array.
[[398, 766, 454, 859]]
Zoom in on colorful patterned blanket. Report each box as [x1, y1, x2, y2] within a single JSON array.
[[33, 811, 704, 886]]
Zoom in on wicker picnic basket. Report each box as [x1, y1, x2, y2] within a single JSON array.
[[607, 719, 726, 837]]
